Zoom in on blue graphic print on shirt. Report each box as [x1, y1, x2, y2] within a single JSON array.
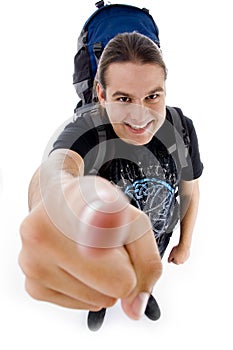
[[125, 178, 176, 239]]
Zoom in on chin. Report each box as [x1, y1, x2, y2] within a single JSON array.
[[131, 135, 154, 145], [121, 133, 154, 146]]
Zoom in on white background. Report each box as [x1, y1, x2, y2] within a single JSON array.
[[1, 0, 232, 349]]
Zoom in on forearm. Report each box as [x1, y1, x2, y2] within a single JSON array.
[[168, 180, 200, 264]]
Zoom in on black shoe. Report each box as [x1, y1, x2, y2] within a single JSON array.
[[87, 294, 160, 331], [144, 294, 161, 321], [87, 308, 106, 331]]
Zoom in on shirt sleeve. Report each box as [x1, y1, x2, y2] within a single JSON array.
[[52, 116, 100, 171], [181, 116, 204, 181], [53, 118, 96, 152]]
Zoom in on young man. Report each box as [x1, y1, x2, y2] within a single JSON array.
[[19, 33, 203, 321]]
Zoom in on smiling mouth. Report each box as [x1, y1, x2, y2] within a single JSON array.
[[124, 120, 153, 132]]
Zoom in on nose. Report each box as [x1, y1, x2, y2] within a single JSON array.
[[126, 102, 149, 122]]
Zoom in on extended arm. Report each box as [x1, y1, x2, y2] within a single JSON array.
[[19, 148, 162, 320]]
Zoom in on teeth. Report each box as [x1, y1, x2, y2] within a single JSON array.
[[133, 126, 145, 130], [126, 123, 148, 129]]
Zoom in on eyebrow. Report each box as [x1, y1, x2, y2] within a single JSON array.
[[112, 87, 165, 98]]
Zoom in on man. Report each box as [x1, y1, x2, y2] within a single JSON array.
[[19, 32, 203, 322]]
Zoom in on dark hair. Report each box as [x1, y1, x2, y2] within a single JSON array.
[[96, 32, 167, 90]]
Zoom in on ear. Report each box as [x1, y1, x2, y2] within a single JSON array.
[[96, 83, 106, 107]]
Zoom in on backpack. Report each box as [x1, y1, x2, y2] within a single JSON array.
[[73, 1, 160, 106], [72, 1, 190, 170]]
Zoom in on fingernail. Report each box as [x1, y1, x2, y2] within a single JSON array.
[[132, 292, 150, 319]]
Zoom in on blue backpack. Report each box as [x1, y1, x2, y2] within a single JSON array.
[[73, 1, 160, 106]]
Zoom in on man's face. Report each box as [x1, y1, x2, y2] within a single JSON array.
[[97, 62, 166, 145]]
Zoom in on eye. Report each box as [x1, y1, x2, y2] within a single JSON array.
[[117, 96, 131, 103], [145, 94, 159, 103]]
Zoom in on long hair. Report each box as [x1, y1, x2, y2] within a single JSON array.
[[95, 32, 167, 90]]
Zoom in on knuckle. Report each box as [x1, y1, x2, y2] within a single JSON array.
[[29, 264, 47, 281], [18, 251, 47, 280], [19, 218, 30, 242], [121, 282, 136, 298], [19, 206, 50, 247], [19, 217, 43, 246], [102, 297, 117, 308], [147, 258, 163, 282], [18, 251, 27, 275], [25, 279, 47, 301], [88, 305, 103, 312], [84, 291, 117, 309], [113, 273, 137, 298]]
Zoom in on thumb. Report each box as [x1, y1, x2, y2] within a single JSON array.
[[121, 212, 162, 320]]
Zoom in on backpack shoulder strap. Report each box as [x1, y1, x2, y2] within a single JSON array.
[[76, 104, 108, 175], [166, 106, 190, 168]]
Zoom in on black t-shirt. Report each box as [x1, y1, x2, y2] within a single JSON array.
[[52, 105, 203, 255]]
